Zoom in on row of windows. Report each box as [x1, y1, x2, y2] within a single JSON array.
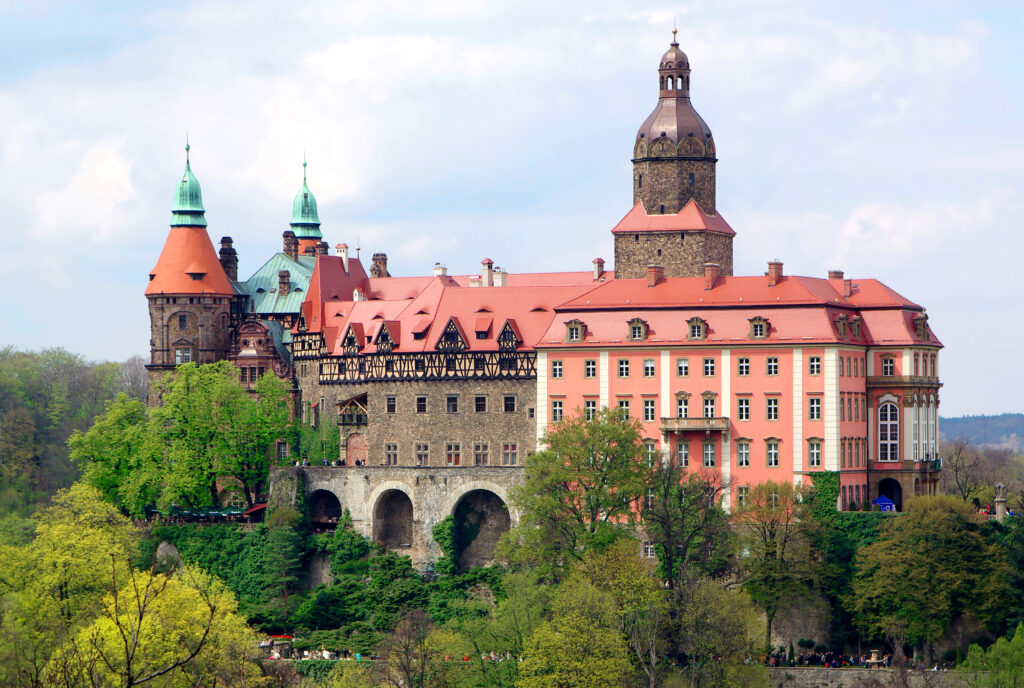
[[840, 393, 866, 422], [550, 355, 824, 379], [913, 353, 937, 377], [839, 355, 865, 377], [840, 437, 867, 468], [553, 394, 834, 424], [385, 395, 519, 414], [160, 296, 227, 306], [668, 438, 823, 469], [393, 441, 519, 466], [841, 484, 867, 510]]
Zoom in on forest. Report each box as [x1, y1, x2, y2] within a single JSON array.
[[3, 353, 1024, 687]]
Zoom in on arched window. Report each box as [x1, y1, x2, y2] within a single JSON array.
[[878, 402, 899, 461], [666, 77, 674, 90], [676, 76, 683, 90]]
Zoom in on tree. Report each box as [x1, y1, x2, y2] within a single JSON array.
[[848, 495, 1012, 664], [942, 437, 982, 502], [376, 609, 457, 688], [960, 621, 1024, 688], [118, 355, 150, 403], [260, 507, 306, 630], [518, 613, 630, 688], [508, 407, 653, 563], [733, 480, 814, 649]]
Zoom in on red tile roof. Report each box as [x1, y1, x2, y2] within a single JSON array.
[[146, 226, 233, 295], [611, 199, 736, 236]]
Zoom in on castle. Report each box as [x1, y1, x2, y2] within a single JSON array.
[[146, 34, 943, 567]]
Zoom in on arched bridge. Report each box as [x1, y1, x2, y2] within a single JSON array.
[[269, 465, 522, 569]]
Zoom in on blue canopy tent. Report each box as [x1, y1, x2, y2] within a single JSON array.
[[872, 495, 896, 513]]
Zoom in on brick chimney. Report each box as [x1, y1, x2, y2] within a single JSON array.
[[767, 260, 783, 287], [219, 236, 238, 281], [828, 269, 852, 298], [278, 270, 290, 297], [282, 231, 298, 261], [304, 245, 317, 257], [317, 241, 329, 256], [493, 267, 507, 287], [593, 257, 605, 280], [433, 262, 447, 276], [370, 252, 391, 278], [647, 264, 664, 287], [704, 263, 721, 291], [336, 244, 349, 274], [481, 258, 494, 287]]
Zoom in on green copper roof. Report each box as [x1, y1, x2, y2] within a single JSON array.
[[171, 143, 207, 227], [237, 252, 316, 315], [290, 160, 321, 239]]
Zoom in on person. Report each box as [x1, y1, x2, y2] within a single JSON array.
[[322, 458, 329, 466]]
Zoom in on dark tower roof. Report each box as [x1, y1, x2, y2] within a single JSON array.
[[635, 30, 714, 146]]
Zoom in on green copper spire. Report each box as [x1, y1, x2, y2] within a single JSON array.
[[171, 140, 207, 227], [290, 158, 322, 239]]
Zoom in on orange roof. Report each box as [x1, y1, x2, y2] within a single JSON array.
[[146, 226, 233, 295], [611, 199, 735, 236]]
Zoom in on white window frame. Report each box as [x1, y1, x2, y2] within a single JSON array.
[[766, 397, 779, 421], [618, 359, 630, 377], [737, 357, 750, 376], [703, 441, 716, 467], [676, 358, 689, 377], [808, 440, 821, 467], [643, 359, 656, 378], [766, 440, 780, 467], [809, 356, 821, 375], [737, 442, 750, 467], [703, 358, 715, 377], [808, 397, 821, 421], [551, 400, 563, 422], [584, 359, 596, 378], [737, 398, 750, 421], [766, 356, 779, 376], [551, 360, 563, 378], [643, 399, 656, 422]]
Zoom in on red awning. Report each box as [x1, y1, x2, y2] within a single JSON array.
[[243, 503, 268, 516]]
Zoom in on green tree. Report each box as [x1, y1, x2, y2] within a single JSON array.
[[960, 621, 1024, 688], [518, 606, 629, 688], [507, 408, 652, 564], [260, 507, 306, 630], [733, 480, 814, 650], [848, 495, 1012, 664]]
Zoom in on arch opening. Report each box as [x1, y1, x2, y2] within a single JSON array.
[[453, 489, 511, 571], [374, 489, 413, 549], [309, 489, 341, 531], [878, 478, 903, 512]]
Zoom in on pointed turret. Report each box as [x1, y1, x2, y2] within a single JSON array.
[[171, 142, 208, 227], [290, 160, 322, 254]]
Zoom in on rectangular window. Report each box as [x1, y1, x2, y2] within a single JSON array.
[[841, 395, 846, 421], [415, 359, 425, 372], [240, 367, 247, 383], [766, 398, 779, 421], [584, 400, 596, 421], [385, 443, 398, 465], [676, 441, 689, 467], [841, 442, 846, 468], [175, 347, 192, 364], [737, 357, 750, 376], [766, 356, 779, 376], [643, 399, 656, 422], [839, 357, 844, 376], [808, 397, 821, 421], [643, 359, 656, 378], [703, 397, 716, 418], [618, 359, 630, 377], [474, 442, 489, 465], [808, 441, 821, 467], [809, 356, 821, 375], [446, 442, 461, 466], [178, 314, 187, 329], [676, 397, 688, 418], [502, 443, 518, 465], [703, 358, 715, 377], [475, 396, 487, 413], [386, 396, 396, 414], [632, 324, 645, 340], [703, 441, 716, 467], [643, 541, 656, 558], [567, 325, 581, 341], [644, 443, 658, 467], [551, 360, 563, 378], [276, 441, 289, 460], [736, 486, 749, 507], [677, 358, 689, 377], [882, 357, 895, 376], [737, 442, 750, 467], [552, 400, 563, 422], [752, 322, 765, 338], [737, 398, 750, 421], [854, 358, 860, 376], [446, 396, 459, 413], [415, 443, 429, 466], [504, 395, 516, 413], [416, 396, 427, 413], [617, 399, 630, 415], [767, 441, 780, 467], [690, 322, 703, 339], [584, 359, 596, 378]]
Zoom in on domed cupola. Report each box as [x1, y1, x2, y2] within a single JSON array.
[[632, 29, 718, 216], [171, 143, 207, 227], [290, 160, 322, 241]]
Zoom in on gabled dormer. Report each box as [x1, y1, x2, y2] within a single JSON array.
[[564, 319, 586, 343], [341, 323, 364, 356], [436, 317, 467, 353], [748, 316, 770, 340], [375, 321, 399, 354], [498, 320, 522, 352], [627, 317, 649, 342], [686, 316, 707, 341]]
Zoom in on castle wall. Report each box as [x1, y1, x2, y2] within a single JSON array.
[[614, 230, 733, 279]]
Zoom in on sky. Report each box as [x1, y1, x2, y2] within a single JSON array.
[[0, 0, 1021, 417]]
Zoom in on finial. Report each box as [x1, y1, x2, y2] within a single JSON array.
[[302, 152, 308, 184], [671, 20, 678, 45]]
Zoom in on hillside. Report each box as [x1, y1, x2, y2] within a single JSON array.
[[940, 413, 1024, 452]]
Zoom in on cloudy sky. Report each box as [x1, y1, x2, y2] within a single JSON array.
[[0, 0, 1021, 417]]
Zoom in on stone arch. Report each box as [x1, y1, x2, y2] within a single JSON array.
[[373, 489, 414, 550], [634, 139, 648, 158], [451, 489, 511, 571], [345, 433, 367, 464], [650, 136, 675, 157], [878, 477, 903, 512], [309, 489, 341, 529], [678, 137, 705, 156]]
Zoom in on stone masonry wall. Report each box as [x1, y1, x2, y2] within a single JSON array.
[[767, 667, 966, 688], [614, 229, 733, 280], [633, 157, 716, 215]]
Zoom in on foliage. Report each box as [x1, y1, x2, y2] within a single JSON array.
[[848, 495, 1012, 660], [518, 609, 630, 688], [507, 407, 652, 566], [433, 515, 459, 577], [960, 622, 1024, 688], [940, 414, 1024, 448]]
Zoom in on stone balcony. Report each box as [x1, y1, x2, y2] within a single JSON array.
[[660, 416, 730, 433]]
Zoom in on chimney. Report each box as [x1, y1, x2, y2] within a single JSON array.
[[593, 257, 605, 280], [370, 252, 391, 278], [317, 241, 329, 256], [219, 236, 238, 281], [767, 260, 783, 287], [303, 245, 317, 257], [433, 262, 448, 276], [828, 269, 848, 297], [843, 279, 852, 299], [282, 231, 298, 261], [481, 258, 494, 287], [704, 263, 721, 291], [647, 264, 664, 287], [336, 244, 349, 274], [493, 267, 507, 287], [278, 270, 290, 296]]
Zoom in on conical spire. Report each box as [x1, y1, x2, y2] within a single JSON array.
[[171, 140, 207, 227], [290, 158, 322, 240]]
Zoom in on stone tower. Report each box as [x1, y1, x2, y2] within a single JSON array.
[[145, 144, 235, 399], [614, 31, 734, 279]]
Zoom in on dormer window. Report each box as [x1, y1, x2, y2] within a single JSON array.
[[627, 318, 648, 342], [565, 320, 585, 343], [748, 316, 769, 340], [835, 315, 848, 338], [686, 317, 707, 341], [913, 313, 928, 339], [850, 315, 863, 339]]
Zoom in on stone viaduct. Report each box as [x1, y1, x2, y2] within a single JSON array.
[[269, 465, 523, 569]]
